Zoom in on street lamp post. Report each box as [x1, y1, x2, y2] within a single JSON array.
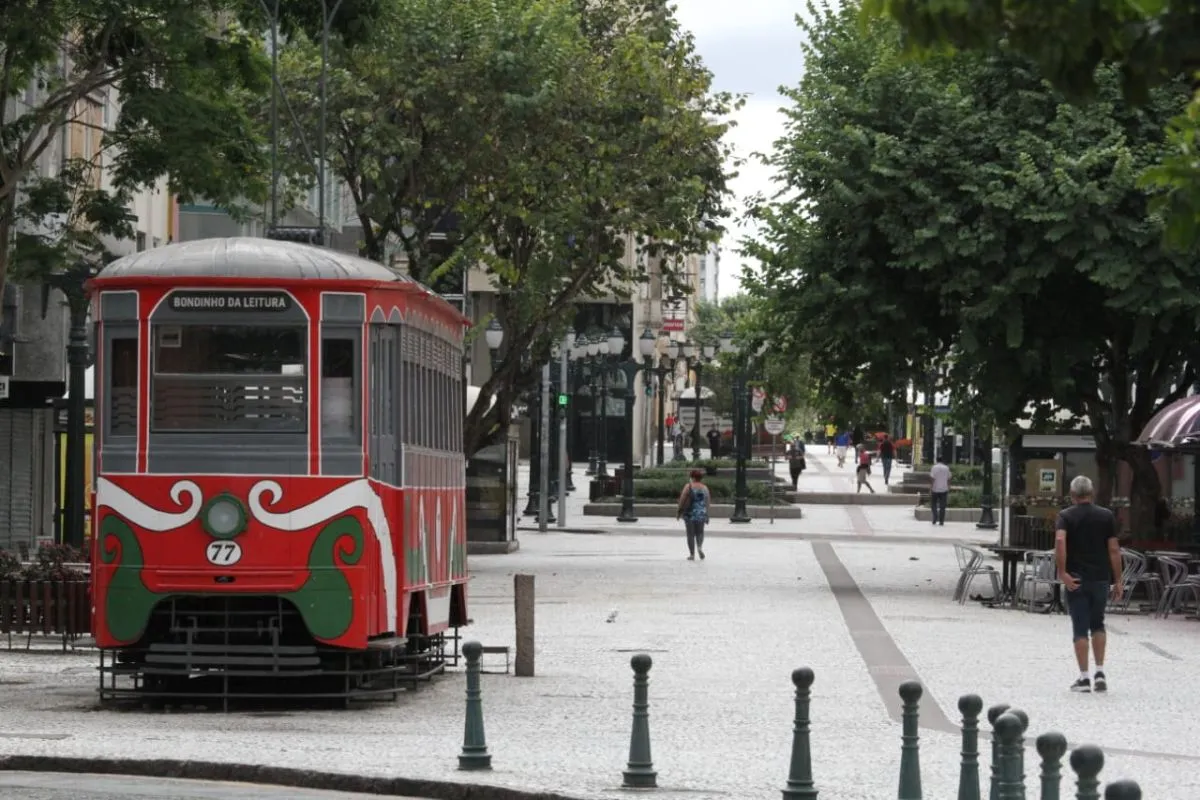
[[654, 334, 679, 467], [976, 422, 998, 530], [485, 319, 503, 369], [730, 337, 766, 525], [681, 338, 717, 462], [616, 327, 659, 523], [594, 331, 612, 478]]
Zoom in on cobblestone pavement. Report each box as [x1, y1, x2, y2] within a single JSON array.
[[1, 529, 1197, 798]]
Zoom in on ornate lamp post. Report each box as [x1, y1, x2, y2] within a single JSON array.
[[615, 327, 658, 522], [681, 337, 718, 462], [730, 337, 767, 525], [484, 318, 503, 369], [592, 330, 613, 478], [650, 331, 678, 467], [46, 259, 97, 549], [976, 417, 998, 530]]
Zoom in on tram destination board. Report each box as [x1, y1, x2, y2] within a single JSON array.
[[168, 290, 292, 312]]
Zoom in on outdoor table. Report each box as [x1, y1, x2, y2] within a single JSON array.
[[983, 545, 1031, 607]]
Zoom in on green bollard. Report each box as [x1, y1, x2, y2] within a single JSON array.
[[622, 653, 657, 788], [1036, 732, 1068, 800], [1007, 708, 1029, 799], [957, 694, 983, 800], [897, 680, 923, 800], [987, 704, 1011, 800], [1103, 779, 1141, 800], [782, 667, 818, 800], [458, 641, 492, 771], [1069, 745, 1104, 800], [994, 713, 1023, 800]]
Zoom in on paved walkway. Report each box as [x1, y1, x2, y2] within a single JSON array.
[[1, 530, 1196, 798], [0, 771, 428, 799], [524, 449, 996, 546]]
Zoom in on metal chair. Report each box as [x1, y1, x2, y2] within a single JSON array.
[[1110, 548, 1159, 613], [953, 542, 1000, 604], [1154, 556, 1200, 619], [1014, 550, 1062, 613]]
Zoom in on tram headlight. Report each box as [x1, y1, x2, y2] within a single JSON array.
[[201, 494, 247, 540]]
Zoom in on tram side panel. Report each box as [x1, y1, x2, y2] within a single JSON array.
[[90, 473, 382, 650]]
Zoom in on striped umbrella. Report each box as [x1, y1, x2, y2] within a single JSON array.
[[1136, 394, 1200, 450]]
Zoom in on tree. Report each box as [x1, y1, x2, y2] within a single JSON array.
[[863, 0, 1200, 245], [0, 1, 302, 315], [274, 0, 738, 456], [747, 1, 1200, 529]]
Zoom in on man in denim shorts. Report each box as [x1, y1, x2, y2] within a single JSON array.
[[1055, 475, 1123, 692]]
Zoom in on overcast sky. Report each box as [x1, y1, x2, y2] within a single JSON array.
[[672, 0, 807, 300]]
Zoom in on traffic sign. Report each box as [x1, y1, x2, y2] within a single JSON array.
[[772, 395, 788, 414], [751, 387, 766, 413], [764, 417, 786, 436]]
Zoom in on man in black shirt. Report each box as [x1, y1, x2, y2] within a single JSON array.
[[1055, 475, 1123, 693]]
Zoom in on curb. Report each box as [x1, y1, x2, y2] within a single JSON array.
[[516, 527, 608, 535], [0, 755, 588, 800]]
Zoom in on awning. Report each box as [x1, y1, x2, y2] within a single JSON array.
[[1136, 395, 1200, 450]]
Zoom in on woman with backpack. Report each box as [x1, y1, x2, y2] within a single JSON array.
[[676, 469, 710, 560]]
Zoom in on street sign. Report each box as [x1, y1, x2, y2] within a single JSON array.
[[764, 417, 786, 436], [751, 387, 766, 413], [661, 295, 686, 332], [557, 393, 568, 406], [772, 395, 788, 414]]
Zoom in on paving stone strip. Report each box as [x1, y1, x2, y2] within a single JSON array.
[[0, 756, 588, 800]]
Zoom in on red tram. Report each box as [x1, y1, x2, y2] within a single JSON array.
[[87, 238, 470, 704]]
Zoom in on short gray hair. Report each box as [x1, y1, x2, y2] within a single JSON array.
[[1070, 475, 1094, 497]]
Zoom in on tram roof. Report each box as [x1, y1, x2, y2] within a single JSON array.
[[93, 237, 468, 326]]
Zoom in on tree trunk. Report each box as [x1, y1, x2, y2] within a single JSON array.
[[0, 197, 13, 328], [1093, 440, 1116, 508], [1121, 446, 1161, 538]]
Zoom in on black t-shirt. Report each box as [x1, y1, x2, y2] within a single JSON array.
[[879, 440, 894, 457], [1055, 502, 1118, 582]]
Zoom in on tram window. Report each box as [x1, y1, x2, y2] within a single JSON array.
[[321, 337, 357, 439], [108, 338, 138, 437], [151, 324, 306, 432]]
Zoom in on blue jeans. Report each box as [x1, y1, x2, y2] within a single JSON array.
[[881, 457, 893, 483], [930, 491, 948, 524], [1066, 580, 1109, 641]]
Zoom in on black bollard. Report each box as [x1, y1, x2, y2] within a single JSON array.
[[993, 713, 1023, 800], [986, 704, 1011, 800], [897, 681, 923, 800], [458, 641, 492, 770], [1007, 708, 1029, 798], [622, 654, 657, 788], [957, 694, 983, 800], [1069, 745, 1104, 800], [782, 667, 818, 800], [1103, 779, 1141, 800], [1036, 732, 1068, 800]]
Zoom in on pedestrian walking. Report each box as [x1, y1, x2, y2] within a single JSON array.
[[676, 469, 709, 560], [855, 448, 875, 494], [929, 456, 950, 525], [706, 425, 721, 459], [788, 438, 807, 490], [1055, 475, 1122, 693], [834, 430, 850, 467], [825, 423, 836, 454], [878, 434, 895, 485]]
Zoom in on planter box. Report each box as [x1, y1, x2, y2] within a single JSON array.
[[584, 502, 804, 519], [0, 579, 91, 647], [914, 507, 984, 524]]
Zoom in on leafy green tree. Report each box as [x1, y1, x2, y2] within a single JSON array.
[[275, 0, 737, 455], [748, 1, 1199, 528], [863, 0, 1200, 245], [0, 1, 305, 315]]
